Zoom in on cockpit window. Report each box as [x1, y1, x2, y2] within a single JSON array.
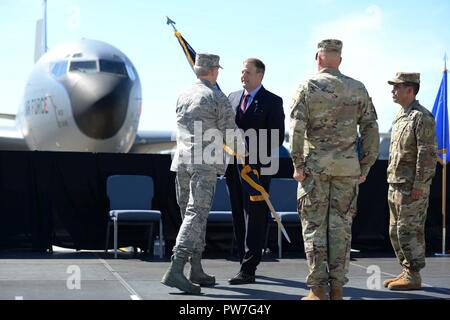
[[69, 60, 97, 72], [51, 60, 68, 77], [99, 60, 128, 77], [125, 64, 136, 81]]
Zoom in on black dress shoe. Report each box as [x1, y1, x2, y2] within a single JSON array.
[[228, 272, 256, 285]]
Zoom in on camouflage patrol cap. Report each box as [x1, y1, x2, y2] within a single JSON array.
[[317, 39, 343, 54], [195, 53, 223, 69], [388, 72, 420, 85]]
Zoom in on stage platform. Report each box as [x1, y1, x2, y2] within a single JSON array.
[[0, 248, 449, 300]]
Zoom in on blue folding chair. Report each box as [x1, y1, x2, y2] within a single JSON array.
[[207, 176, 234, 254], [105, 175, 163, 258]]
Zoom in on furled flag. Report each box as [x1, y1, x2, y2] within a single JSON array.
[[432, 56, 449, 256], [432, 59, 449, 165], [167, 17, 196, 69]]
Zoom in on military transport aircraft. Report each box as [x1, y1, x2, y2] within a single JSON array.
[[0, 0, 175, 154]]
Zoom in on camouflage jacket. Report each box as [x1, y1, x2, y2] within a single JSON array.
[[387, 100, 437, 190], [289, 68, 379, 176], [171, 79, 238, 174]]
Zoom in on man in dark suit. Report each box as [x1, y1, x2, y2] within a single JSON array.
[[226, 58, 285, 284]]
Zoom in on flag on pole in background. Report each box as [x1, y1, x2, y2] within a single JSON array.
[[432, 56, 449, 256], [432, 61, 449, 165]]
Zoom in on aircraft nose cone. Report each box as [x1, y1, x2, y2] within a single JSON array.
[[62, 73, 132, 139]]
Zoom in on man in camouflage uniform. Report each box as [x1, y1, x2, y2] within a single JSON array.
[[161, 53, 240, 294], [384, 72, 437, 291], [289, 39, 379, 300]]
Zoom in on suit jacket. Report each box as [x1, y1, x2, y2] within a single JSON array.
[[228, 86, 285, 170]]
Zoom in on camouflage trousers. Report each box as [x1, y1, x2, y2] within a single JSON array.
[[172, 165, 217, 260], [298, 175, 358, 287], [388, 183, 429, 272]]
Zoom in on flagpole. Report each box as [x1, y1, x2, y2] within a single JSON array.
[[443, 56, 448, 255], [436, 54, 448, 256], [443, 55, 447, 255], [443, 154, 447, 255]]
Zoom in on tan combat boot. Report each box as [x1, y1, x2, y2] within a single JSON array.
[[301, 286, 328, 300], [330, 285, 343, 300], [188, 253, 216, 286], [383, 269, 406, 288], [388, 270, 421, 291], [161, 255, 201, 294]]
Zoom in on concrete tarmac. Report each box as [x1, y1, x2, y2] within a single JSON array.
[[0, 248, 449, 300]]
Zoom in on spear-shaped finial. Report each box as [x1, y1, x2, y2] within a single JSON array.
[[444, 52, 448, 72], [166, 16, 177, 32]]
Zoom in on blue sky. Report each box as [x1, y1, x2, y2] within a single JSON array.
[[0, 0, 448, 133]]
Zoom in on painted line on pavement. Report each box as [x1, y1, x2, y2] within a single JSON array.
[[97, 256, 143, 300]]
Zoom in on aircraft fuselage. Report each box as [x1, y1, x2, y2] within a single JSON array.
[[17, 39, 141, 153]]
